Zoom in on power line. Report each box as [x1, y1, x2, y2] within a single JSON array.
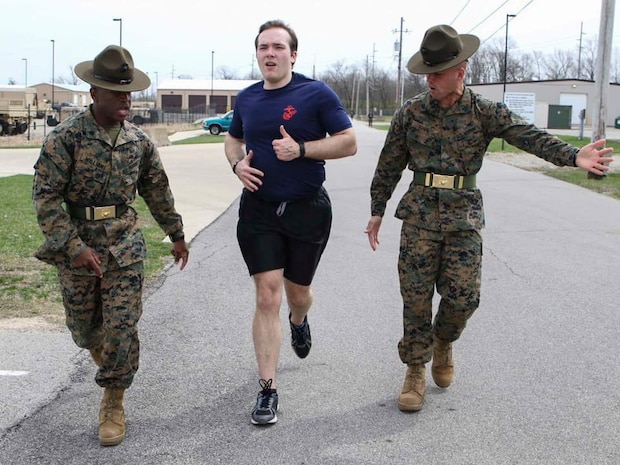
[[450, 0, 471, 26], [466, 0, 511, 34], [479, 0, 535, 45]]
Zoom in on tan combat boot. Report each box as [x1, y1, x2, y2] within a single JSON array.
[[398, 364, 426, 412], [89, 345, 103, 368], [99, 388, 126, 446], [431, 337, 454, 388]]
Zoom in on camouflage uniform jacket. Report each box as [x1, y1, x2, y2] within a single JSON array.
[[370, 87, 579, 231], [33, 106, 184, 274]]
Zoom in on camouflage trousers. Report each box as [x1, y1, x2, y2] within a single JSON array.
[[397, 224, 482, 365], [58, 260, 144, 389]]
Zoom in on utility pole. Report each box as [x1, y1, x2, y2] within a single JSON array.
[[51, 39, 55, 113], [350, 72, 356, 117], [502, 14, 516, 150], [589, 0, 615, 179], [392, 17, 410, 107], [113, 18, 123, 46], [365, 55, 370, 122], [355, 73, 361, 119], [577, 22, 585, 79]]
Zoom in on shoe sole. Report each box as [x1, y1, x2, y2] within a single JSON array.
[[251, 409, 278, 425], [250, 414, 278, 425], [251, 405, 279, 425], [292, 347, 310, 359], [398, 401, 423, 412], [431, 368, 454, 388], [99, 432, 125, 446]]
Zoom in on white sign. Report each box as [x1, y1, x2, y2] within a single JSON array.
[[504, 92, 536, 124]]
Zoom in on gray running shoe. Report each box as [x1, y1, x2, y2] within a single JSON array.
[[251, 378, 278, 425]]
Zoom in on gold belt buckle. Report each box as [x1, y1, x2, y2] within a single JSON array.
[[93, 206, 115, 220], [429, 173, 455, 189]]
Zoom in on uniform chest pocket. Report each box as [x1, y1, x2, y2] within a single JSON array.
[[406, 120, 438, 152], [67, 162, 108, 202], [120, 157, 141, 186]]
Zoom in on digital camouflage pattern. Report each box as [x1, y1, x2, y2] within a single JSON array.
[[397, 224, 482, 365], [370, 87, 579, 230], [58, 261, 143, 389], [370, 87, 579, 364], [33, 107, 183, 273], [33, 106, 184, 387]]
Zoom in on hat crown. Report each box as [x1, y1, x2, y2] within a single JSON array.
[[92, 45, 135, 85], [420, 25, 463, 67]]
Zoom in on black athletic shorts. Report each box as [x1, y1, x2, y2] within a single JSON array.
[[236, 186, 332, 286]]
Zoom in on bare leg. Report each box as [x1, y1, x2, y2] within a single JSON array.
[[253, 269, 284, 387], [284, 278, 313, 325]]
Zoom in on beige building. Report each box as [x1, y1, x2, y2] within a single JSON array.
[[31, 82, 91, 109], [468, 79, 620, 129], [157, 79, 259, 115]]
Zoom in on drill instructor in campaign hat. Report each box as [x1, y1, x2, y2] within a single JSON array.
[[365, 24, 613, 412], [33, 44, 189, 446]]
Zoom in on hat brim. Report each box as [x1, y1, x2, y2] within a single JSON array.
[[407, 34, 480, 74], [74, 60, 151, 92]]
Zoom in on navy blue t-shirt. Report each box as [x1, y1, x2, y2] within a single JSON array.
[[229, 73, 352, 202]]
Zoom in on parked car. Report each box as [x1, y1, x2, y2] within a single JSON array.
[[202, 110, 233, 135]]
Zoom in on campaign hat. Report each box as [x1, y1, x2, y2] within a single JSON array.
[[74, 45, 150, 92], [407, 25, 480, 74]]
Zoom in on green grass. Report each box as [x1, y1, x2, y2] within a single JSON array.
[[544, 169, 620, 200], [0, 175, 178, 322], [487, 135, 620, 153], [1, 129, 619, 324], [172, 134, 225, 145]]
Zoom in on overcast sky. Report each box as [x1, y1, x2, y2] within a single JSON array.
[[2, 0, 618, 88]]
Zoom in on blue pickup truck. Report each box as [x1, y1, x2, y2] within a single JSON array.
[[202, 110, 234, 135]]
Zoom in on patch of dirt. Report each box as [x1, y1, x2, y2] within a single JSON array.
[[0, 274, 164, 333], [0, 316, 63, 333], [485, 151, 620, 171], [486, 152, 561, 170]]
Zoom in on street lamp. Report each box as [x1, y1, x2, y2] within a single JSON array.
[[23, 58, 30, 140], [210, 50, 214, 114], [502, 14, 516, 149], [154, 71, 159, 109], [113, 18, 123, 46], [51, 39, 55, 112], [22, 58, 27, 87]]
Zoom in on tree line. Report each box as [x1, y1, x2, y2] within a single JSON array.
[[11, 35, 617, 116], [316, 35, 620, 116]]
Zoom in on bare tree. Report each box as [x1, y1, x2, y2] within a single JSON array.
[[468, 40, 506, 84], [54, 66, 79, 85], [320, 60, 358, 111], [529, 51, 546, 80], [217, 66, 239, 79], [371, 68, 397, 111], [68, 65, 78, 85], [544, 49, 577, 79], [579, 36, 598, 80], [403, 73, 426, 99], [516, 52, 539, 80]]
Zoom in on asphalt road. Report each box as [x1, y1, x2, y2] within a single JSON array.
[[0, 122, 619, 464]]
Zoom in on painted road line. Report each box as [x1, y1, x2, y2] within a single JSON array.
[[0, 370, 29, 376]]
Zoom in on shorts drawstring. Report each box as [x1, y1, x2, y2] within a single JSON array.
[[276, 201, 288, 217]]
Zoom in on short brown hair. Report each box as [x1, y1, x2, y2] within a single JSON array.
[[254, 19, 298, 53]]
